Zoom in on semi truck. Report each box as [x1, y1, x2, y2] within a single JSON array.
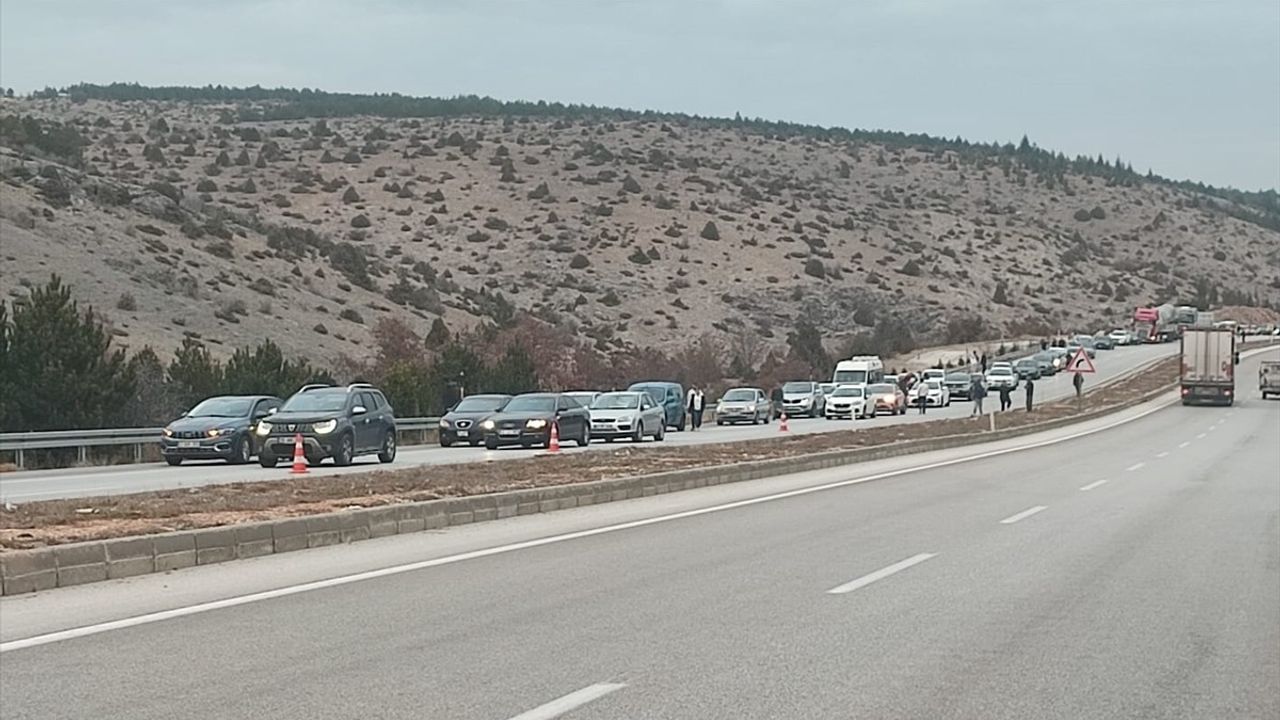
[[1260, 361, 1280, 400], [1180, 327, 1236, 406], [1133, 303, 1176, 343]]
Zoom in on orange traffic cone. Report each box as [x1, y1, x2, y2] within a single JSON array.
[[290, 433, 308, 474], [547, 422, 560, 453], [779, 412, 789, 433]]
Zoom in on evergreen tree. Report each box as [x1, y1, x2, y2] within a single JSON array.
[[167, 337, 224, 410], [1, 276, 135, 431]]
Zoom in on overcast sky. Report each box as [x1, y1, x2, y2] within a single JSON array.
[[2, 0, 1277, 189]]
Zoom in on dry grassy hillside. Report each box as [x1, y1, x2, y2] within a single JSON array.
[[2, 94, 1277, 367]]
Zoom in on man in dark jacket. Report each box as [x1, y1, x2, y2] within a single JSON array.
[[1025, 377, 1035, 411], [998, 384, 1012, 412]]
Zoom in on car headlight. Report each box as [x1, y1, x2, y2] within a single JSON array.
[[163, 427, 174, 437], [313, 419, 338, 435], [438, 418, 449, 429], [746, 404, 757, 412], [256, 421, 272, 436], [206, 428, 227, 438], [482, 420, 495, 430], [526, 418, 548, 429]]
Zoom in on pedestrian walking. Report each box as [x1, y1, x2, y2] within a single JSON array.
[[980, 353, 989, 373], [915, 381, 929, 414], [689, 387, 705, 430], [999, 384, 1012, 412], [971, 377, 987, 416], [1072, 372, 1084, 398], [1024, 377, 1035, 412]]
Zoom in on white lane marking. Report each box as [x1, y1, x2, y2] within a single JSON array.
[[1126, 462, 1146, 472], [1079, 479, 1108, 491], [1209, 425, 1218, 432], [1155, 452, 1169, 458], [0, 393, 1187, 654], [507, 683, 626, 720], [827, 553, 937, 595], [1000, 505, 1048, 524], [1196, 433, 1207, 439], [1178, 441, 1190, 449]]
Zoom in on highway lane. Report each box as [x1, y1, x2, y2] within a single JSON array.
[[0, 342, 1181, 502], [2, 351, 1275, 720]]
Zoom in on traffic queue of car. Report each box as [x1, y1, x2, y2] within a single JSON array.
[[158, 332, 1126, 467]]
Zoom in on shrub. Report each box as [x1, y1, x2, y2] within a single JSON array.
[[1073, 208, 1092, 222], [350, 214, 371, 228], [803, 258, 826, 279], [196, 178, 218, 193], [339, 308, 364, 324], [700, 221, 720, 240], [900, 259, 922, 276], [628, 248, 651, 265], [116, 293, 137, 311], [1090, 206, 1106, 220], [342, 186, 360, 203], [569, 253, 590, 269]]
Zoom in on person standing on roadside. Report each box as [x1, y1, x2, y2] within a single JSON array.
[[1072, 372, 1084, 398], [689, 386, 705, 430], [980, 353, 989, 373], [1025, 376, 1035, 412], [971, 376, 987, 416], [915, 380, 929, 414], [998, 383, 1012, 412]]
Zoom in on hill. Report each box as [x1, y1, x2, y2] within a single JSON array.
[[2, 86, 1277, 374]]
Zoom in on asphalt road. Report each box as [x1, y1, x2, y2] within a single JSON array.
[[0, 343, 1180, 502], [2, 350, 1276, 720]]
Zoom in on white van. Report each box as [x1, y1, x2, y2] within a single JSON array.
[[832, 356, 885, 387]]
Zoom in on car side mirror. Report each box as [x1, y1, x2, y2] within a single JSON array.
[[267, 407, 277, 415], [352, 406, 367, 416]]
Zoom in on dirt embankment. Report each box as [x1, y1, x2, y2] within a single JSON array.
[[0, 358, 1179, 549]]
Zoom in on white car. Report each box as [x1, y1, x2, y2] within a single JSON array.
[[588, 391, 666, 442], [922, 369, 947, 383], [913, 379, 950, 407], [985, 366, 1019, 390], [824, 385, 872, 420]]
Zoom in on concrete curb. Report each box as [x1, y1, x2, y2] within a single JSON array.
[[0, 378, 1182, 597]]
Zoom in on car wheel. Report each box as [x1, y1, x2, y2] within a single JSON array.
[[333, 434, 354, 467], [229, 435, 252, 465], [440, 437, 453, 448], [716, 419, 724, 426], [165, 456, 183, 467], [258, 452, 277, 469], [378, 431, 396, 463], [632, 424, 644, 443], [655, 423, 666, 441], [485, 438, 499, 450], [576, 426, 590, 447]]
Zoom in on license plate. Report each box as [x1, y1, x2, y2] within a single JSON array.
[[178, 441, 200, 448], [499, 430, 519, 436], [457, 430, 468, 438]]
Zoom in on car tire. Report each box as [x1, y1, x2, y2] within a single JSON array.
[[333, 434, 354, 467], [632, 425, 644, 443], [716, 419, 724, 426], [605, 437, 614, 443], [258, 452, 277, 469], [485, 438, 499, 450], [378, 431, 396, 463], [440, 438, 453, 448], [655, 423, 666, 441], [165, 456, 183, 467], [576, 426, 590, 447], [229, 435, 252, 465]]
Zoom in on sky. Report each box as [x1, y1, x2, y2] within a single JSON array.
[[2, 0, 1277, 190]]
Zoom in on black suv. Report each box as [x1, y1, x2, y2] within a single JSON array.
[[257, 384, 396, 467]]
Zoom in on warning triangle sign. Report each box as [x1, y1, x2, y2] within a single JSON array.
[[1066, 347, 1096, 374]]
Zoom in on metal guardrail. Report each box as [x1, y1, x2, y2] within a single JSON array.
[[0, 418, 442, 469]]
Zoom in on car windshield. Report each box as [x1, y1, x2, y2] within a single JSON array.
[[833, 386, 863, 397], [819, 383, 835, 394], [926, 380, 942, 389], [453, 396, 507, 413], [592, 393, 639, 410], [503, 396, 556, 413], [868, 384, 895, 394], [946, 373, 969, 382], [281, 391, 348, 413], [187, 397, 252, 418], [833, 370, 868, 384], [782, 382, 812, 393], [989, 368, 1013, 376], [564, 393, 596, 406], [722, 389, 756, 402], [1017, 360, 1035, 366]]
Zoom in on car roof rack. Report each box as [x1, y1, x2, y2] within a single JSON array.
[[298, 384, 333, 393], [347, 382, 375, 391]]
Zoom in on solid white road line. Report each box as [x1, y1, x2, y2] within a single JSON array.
[[1196, 433, 1207, 439], [827, 553, 937, 595], [1209, 425, 1218, 432], [0, 394, 1183, 654], [1126, 462, 1146, 472], [507, 684, 627, 720], [1178, 441, 1191, 449], [1000, 505, 1049, 524], [1079, 480, 1108, 491], [1155, 451, 1169, 458]]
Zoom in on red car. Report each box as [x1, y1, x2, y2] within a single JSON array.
[[867, 383, 907, 415]]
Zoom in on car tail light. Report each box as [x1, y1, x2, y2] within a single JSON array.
[[1181, 387, 1189, 396]]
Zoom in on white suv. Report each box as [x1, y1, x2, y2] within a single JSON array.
[[985, 366, 1019, 390]]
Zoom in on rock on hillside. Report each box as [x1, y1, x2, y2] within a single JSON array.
[[1, 96, 1277, 366]]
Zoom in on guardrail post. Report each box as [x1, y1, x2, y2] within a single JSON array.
[[989, 411, 996, 433], [78, 445, 87, 465], [15, 448, 24, 470], [134, 443, 142, 464]]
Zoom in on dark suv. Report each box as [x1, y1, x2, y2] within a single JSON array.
[[256, 383, 397, 467]]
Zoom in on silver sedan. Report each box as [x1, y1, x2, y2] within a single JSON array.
[[588, 391, 667, 442]]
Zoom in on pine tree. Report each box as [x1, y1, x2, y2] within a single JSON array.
[[167, 337, 224, 410]]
